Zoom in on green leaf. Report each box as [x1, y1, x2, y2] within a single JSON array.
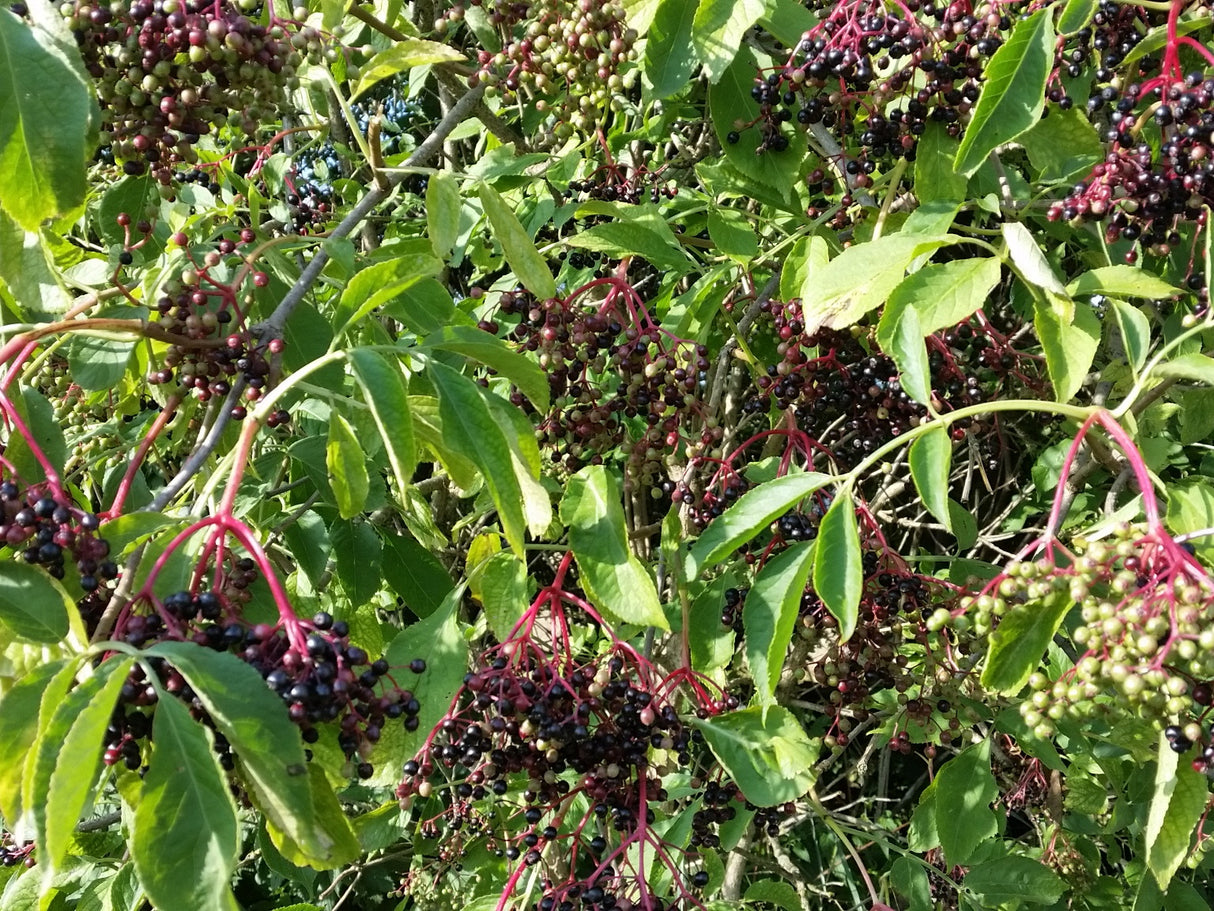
[[566, 221, 692, 271], [1035, 298, 1100, 403], [381, 530, 454, 618], [1004, 221, 1069, 311], [100, 512, 179, 557], [781, 234, 830, 304], [803, 233, 954, 334], [143, 642, 351, 867], [813, 493, 862, 642], [478, 182, 556, 299], [909, 780, 940, 851], [708, 50, 803, 193], [1145, 733, 1209, 889], [934, 739, 998, 865], [383, 278, 461, 336], [1058, 0, 1098, 33], [326, 413, 370, 519], [953, 9, 1053, 176], [708, 209, 759, 263], [5, 385, 66, 485], [689, 574, 739, 674], [0, 562, 72, 643], [1018, 106, 1103, 181], [0, 7, 98, 229], [348, 349, 416, 497], [383, 593, 467, 762], [133, 694, 241, 911], [352, 39, 465, 99], [30, 657, 133, 885], [1067, 265, 1180, 299], [265, 764, 360, 870], [878, 257, 1003, 350], [742, 879, 800, 911], [1154, 353, 1214, 384], [886, 304, 931, 405], [744, 541, 815, 705], [334, 251, 442, 338], [1167, 479, 1214, 564], [66, 332, 136, 391], [644, 0, 698, 98], [425, 171, 462, 260], [692, 0, 769, 83], [0, 208, 70, 313], [964, 856, 1067, 904], [421, 324, 549, 410], [909, 425, 954, 531], [891, 855, 933, 911], [981, 589, 1071, 695], [915, 121, 967, 204], [427, 360, 549, 556], [476, 551, 530, 642], [560, 465, 668, 630], [690, 706, 817, 807], [687, 472, 832, 576], [0, 659, 69, 822], [1111, 299, 1152, 373]]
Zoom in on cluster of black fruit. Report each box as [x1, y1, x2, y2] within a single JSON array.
[[0, 483, 117, 591], [491, 289, 709, 476], [1050, 73, 1214, 251], [0, 832, 34, 869], [740, 0, 1016, 164], [399, 629, 726, 911], [104, 601, 426, 777], [568, 166, 676, 205], [63, 0, 318, 182], [739, 307, 1034, 469]]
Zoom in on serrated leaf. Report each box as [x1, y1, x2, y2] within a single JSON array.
[[333, 250, 442, 338], [953, 9, 1053, 176], [566, 221, 692, 271], [742, 879, 800, 911], [1035, 298, 1100, 403], [326, 412, 369, 519], [0, 562, 72, 643], [981, 589, 1071, 695], [67, 332, 135, 391], [352, 40, 465, 99], [692, 0, 768, 83], [803, 233, 954, 334], [934, 739, 998, 865], [644, 0, 698, 98], [1058, 0, 1098, 33], [348, 349, 415, 497], [383, 593, 467, 763], [1146, 733, 1210, 890], [265, 764, 360, 870], [0, 7, 98, 230], [133, 695, 241, 911], [476, 551, 530, 642], [0, 208, 70, 313], [909, 425, 954, 531], [964, 856, 1066, 904], [1155, 353, 1214, 384], [1111, 298, 1151, 373], [915, 121, 967, 204], [877, 257, 1003, 351], [560, 465, 668, 630], [1067, 265, 1180, 299], [813, 493, 862, 642], [0, 659, 69, 822], [687, 472, 832, 576], [887, 304, 931, 405], [382, 530, 454, 618], [426, 171, 462, 260], [30, 657, 133, 886], [744, 540, 815, 705], [689, 706, 816, 807], [421, 324, 549, 410], [1018, 106, 1103, 181], [708, 209, 758, 263], [478, 182, 556, 299]]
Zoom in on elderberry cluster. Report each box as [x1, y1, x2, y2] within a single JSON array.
[[0, 482, 116, 590], [0, 833, 34, 869], [64, 0, 319, 182], [740, 0, 1016, 166], [568, 165, 676, 205], [946, 524, 1214, 741], [438, 0, 637, 137], [491, 287, 708, 477]]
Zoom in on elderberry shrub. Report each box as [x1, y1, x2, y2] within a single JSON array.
[[65, 0, 323, 182]]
